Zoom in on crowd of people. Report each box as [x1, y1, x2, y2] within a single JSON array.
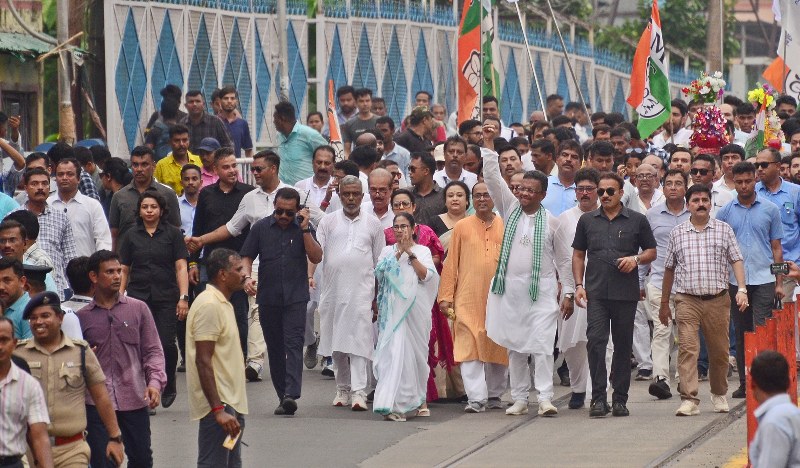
[[2, 81, 800, 467]]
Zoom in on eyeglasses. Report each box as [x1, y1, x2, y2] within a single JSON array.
[[339, 192, 362, 199], [250, 166, 266, 173], [473, 193, 491, 199], [596, 188, 617, 196], [637, 174, 657, 181], [516, 187, 543, 195], [369, 187, 390, 195], [754, 161, 779, 169], [690, 168, 711, 176], [625, 148, 646, 155], [510, 184, 521, 192], [392, 201, 412, 209], [575, 186, 596, 193], [273, 208, 296, 217]]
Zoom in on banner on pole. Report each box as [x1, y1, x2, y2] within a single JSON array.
[[457, 0, 499, 125], [326, 80, 345, 162]]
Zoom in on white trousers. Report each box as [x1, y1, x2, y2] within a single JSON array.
[[460, 360, 508, 404], [563, 343, 589, 394], [632, 299, 652, 371], [332, 352, 368, 395], [245, 297, 264, 371], [304, 300, 317, 346], [509, 350, 553, 403], [646, 283, 678, 381]]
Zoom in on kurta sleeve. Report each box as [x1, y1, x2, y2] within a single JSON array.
[[480, 147, 519, 219], [437, 222, 462, 303]]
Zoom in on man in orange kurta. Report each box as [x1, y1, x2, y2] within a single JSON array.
[[438, 182, 508, 413]]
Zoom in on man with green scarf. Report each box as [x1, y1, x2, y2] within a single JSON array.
[[481, 124, 561, 417]]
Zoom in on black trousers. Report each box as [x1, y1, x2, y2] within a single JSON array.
[[87, 405, 152, 468], [259, 301, 307, 401], [586, 298, 637, 405], [144, 299, 178, 395], [730, 283, 776, 387]]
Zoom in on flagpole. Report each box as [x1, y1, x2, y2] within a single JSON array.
[[544, 0, 590, 123], [479, 0, 484, 122], [511, 0, 547, 122]]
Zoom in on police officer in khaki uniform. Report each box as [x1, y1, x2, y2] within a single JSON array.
[[13, 292, 125, 467]]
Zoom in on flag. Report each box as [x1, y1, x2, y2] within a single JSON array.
[[778, 1, 800, 78], [457, 0, 499, 125], [627, 0, 670, 140], [326, 80, 345, 162], [763, 57, 800, 100], [744, 99, 768, 158]]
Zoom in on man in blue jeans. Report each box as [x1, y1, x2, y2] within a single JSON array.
[[717, 161, 785, 399]]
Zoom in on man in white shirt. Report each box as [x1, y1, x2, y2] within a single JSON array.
[[691, 154, 733, 217], [433, 136, 477, 190], [363, 169, 395, 229], [317, 176, 385, 411], [47, 158, 111, 258], [295, 146, 335, 207], [483, 97, 517, 141], [713, 144, 744, 193], [651, 100, 692, 148]]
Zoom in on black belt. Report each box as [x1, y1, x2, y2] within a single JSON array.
[[0, 455, 22, 466], [697, 290, 727, 301]]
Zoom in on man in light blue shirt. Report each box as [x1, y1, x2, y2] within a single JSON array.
[[0, 257, 31, 339], [717, 161, 784, 399], [749, 350, 800, 468], [755, 148, 800, 304], [178, 164, 201, 236], [541, 140, 582, 216], [274, 101, 329, 186], [642, 169, 690, 400]]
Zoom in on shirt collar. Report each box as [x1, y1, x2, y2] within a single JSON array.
[[8, 292, 29, 312], [659, 202, 688, 216], [87, 293, 129, 310], [593, 206, 631, 219], [205, 284, 231, 304], [754, 393, 792, 419], [1, 362, 22, 386], [25, 332, 75, 354], [685, 218, 715, 232]]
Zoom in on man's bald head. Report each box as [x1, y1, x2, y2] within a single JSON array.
[[355, 132, 378, 149], [368, 167, 393, 186]]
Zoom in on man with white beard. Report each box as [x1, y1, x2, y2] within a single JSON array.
[[316, 176, 385, 411]]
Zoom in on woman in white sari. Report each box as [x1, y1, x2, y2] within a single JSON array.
[[373, 212, 440, 421]]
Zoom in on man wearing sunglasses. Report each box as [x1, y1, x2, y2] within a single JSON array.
[[755, 148, 800, 328], [690, 154, 733, 218], [240, 187, 322, 416], [572, 173, 657, 418]]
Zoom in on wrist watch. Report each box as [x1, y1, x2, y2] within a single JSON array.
[[109, 434, 123, 444], [634, 255, 640, 265], [179, 294, 189, 302]]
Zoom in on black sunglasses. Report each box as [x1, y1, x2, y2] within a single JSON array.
[[690, 168, 710, 176], [754, 161, 777, 169], [597, 188, 617, 196], [273, 208, 296, 217]]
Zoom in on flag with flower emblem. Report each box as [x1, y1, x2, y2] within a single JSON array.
[[457, 0, 499, 125]]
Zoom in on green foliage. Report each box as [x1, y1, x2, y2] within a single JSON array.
[[533, 0, 593, 21], [595, 0, 739, 68]]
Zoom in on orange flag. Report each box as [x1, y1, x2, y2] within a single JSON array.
[[326, 80, 345, 162], [763, 57, 789, 92]]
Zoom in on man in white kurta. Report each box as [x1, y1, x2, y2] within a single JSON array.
[[554, 168, 605, 409], [481, 140, 560, 417], [317, 176, 385, 411]]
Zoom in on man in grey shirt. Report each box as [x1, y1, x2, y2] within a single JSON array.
[[341, 88, 378, 155], [109, 146, 181, 248]]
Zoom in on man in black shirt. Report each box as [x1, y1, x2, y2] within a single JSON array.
[[409, 152, 446, 226], [572, 172, 657, 418], [240, 187, 322, 416], [394, 107, 435, 154], [189, 147, 254, 356]]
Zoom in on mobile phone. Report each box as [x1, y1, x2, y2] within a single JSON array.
[[771, 262, 790, 275], [8, 102, 19, 117]]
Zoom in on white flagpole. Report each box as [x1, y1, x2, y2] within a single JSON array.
[[544, 0, 591, 123], [509, 0, 547, 122]]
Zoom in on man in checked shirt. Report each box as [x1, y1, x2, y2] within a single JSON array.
[[660, 184, 748, 417]]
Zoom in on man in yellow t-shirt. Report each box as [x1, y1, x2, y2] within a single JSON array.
[[154, 123, 202, 195], [186, 248, 248, 467]]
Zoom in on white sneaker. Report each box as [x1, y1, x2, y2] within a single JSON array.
[[711, 394, 729, 413], [538, 400, 558, 416], [675, 399, 700, 416], [505, 400, 529, 416], [351, 392, 368, 411], [465, 401, 486, 413], [332, 390, 350, 407]]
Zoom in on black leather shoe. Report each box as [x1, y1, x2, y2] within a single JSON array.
[[274, 405, 286, 415], [732, 385, 746, 399], [176, 360, 186, 373], [280, 397, 297, 415], [568, 392, 586, 409], [611, 402, 629, 417], [161, 392, 177, 408], [648, 378, 672, 400], [589, 400, 610, 418]]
